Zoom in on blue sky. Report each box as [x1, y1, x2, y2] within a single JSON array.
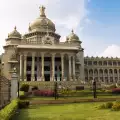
[[0, 0, 120, 57], [81, 0, 120, 57]]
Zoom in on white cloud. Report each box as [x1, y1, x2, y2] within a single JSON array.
[[99, 44, 120, 57], [84, 18, 91, 24]]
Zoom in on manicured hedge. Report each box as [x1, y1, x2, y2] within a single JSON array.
[[20, 84, 29, 92], [18, 100, 30, 109], [0, 99, 18, 120]]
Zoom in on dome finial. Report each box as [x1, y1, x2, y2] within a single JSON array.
[[14, 26, 16, 30], [39, 5, 46, 17], [71, 29, 74, 33]]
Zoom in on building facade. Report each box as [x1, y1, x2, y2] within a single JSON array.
[[1, 6, 84, 82], [84, 56, 120, 84], [1, 6, 120, 84]]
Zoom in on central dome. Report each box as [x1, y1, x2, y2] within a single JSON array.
[[29, 6, 56, 32]]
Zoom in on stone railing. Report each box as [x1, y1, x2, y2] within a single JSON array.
[[20, 81, 99, 90]]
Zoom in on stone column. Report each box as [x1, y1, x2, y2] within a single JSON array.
[[52, 53, 55, 81], [118, 69, 119, 82], [68, 55, 72, 81], [11, 68, 18, 100], [20, 54, 23, 81], [31, 53, 35, 81], [37, 57, 40, 81], [41, 53, 44, 81], [24, 54, 27, 81], [61, 53, 64, 81], [72, 55, 75, 81]]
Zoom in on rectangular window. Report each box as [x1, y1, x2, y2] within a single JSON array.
[[44, 66, 50, 71]]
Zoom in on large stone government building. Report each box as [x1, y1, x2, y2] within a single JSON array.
[[1, 6, 120, 84]]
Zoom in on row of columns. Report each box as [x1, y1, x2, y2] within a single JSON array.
[[20, 53, 76, 81]]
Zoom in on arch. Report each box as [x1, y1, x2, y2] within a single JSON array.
[[113, 61, 117, 66], [89, 77, 93, 80], [103, 61, 107, 66], [88, 61, 92, 65], [85, 69, 88, 75], [94, 69, 98, 75], [94, 77, 98, 82], [100, 77, 104, 82], [93, 61, 97, 65], [104, 69, 108, 74], [105, 77, 108, 83], [98, 61, 102, 66], [85, 77, 88, 82], [110, 77, 113, 82], [118, 62, 120, 66], [114, 69, 117, 74], [108, 61, 112, 65], [99, 69, 103, 74], [89, 69, 93, 74], [115, 77, 118, 82], [109, 69, 113, 74]]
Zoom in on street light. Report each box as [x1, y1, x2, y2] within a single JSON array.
[[92, 79, 97, 98], [54, 81, 58, 100]]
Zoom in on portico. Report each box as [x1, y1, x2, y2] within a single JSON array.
[[19, 52, 76, 82]]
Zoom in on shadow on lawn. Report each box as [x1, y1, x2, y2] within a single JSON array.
[[11, 108, 29, 120], [11, 106, 51, 120]]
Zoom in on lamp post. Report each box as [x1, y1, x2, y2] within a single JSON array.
[[92, 79, 97, 98], [54, 81, 58, 100]]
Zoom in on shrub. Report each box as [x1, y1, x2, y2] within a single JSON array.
[[18, 100, 29, 109], [25, 91, 32, 96], [98, 102, 113, 109], [19, 91, 26, 100], [0, 99, 18, 120], [76, 86, 84, 90], [98, 103, 106, 109], [33, 90, 54, 97], [114, 100, 120, 104], [111, 103, 120, 111], [109, 84, 117, 89], [20, 84, 29, 92], [105, 102, 113, 108], [112, 88, 120, 94], [32, 86, 38, 91]]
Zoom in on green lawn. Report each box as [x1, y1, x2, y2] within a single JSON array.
[[26, 95, 120, 101], [13, 102, 120, 120]]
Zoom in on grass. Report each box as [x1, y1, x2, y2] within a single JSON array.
[[26, 95, 120, 101], [13, 102, 120, 120]]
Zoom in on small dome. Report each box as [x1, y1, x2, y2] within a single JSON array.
[[8, 26, 21, 39], [66, 30, 80, 42], [29, 6, 55, 32]]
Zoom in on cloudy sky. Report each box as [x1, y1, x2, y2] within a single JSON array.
[[0, 0, 120, 57]]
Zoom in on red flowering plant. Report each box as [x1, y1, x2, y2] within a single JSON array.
[[112, 88, 120, 94], [33, 90, 54, 97]]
